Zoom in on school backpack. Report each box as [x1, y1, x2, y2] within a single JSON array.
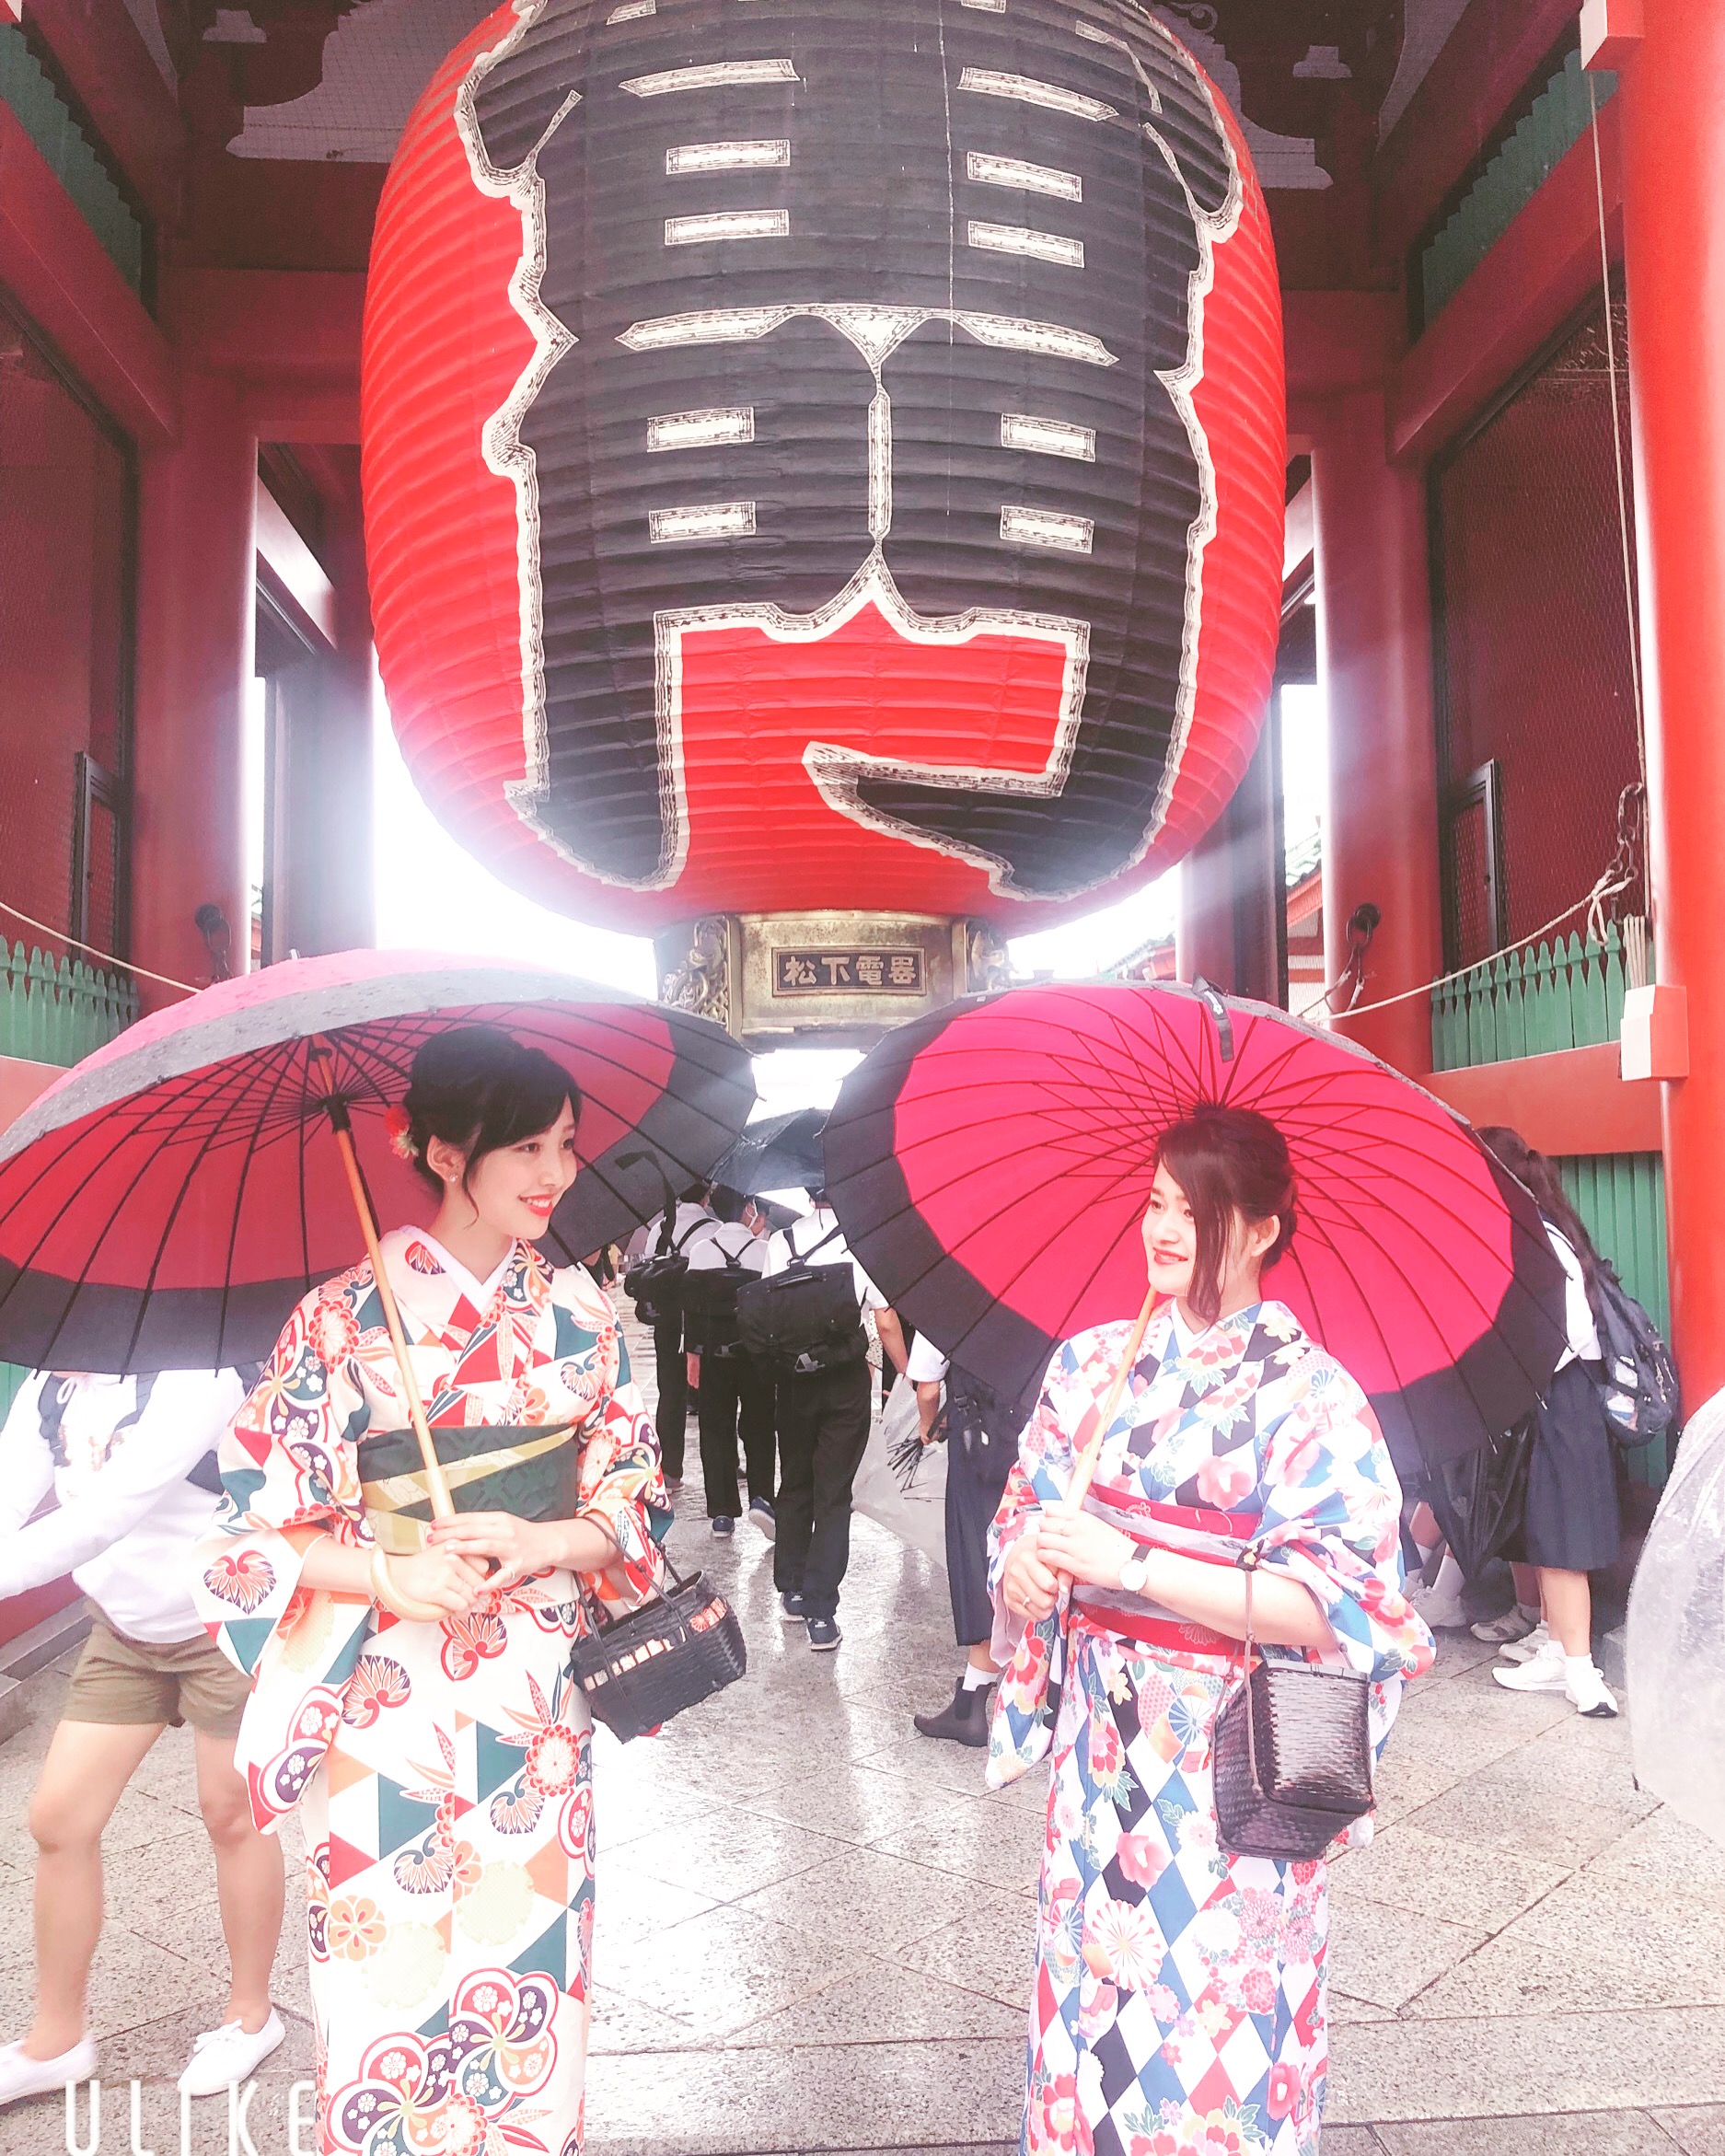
[[735, 1223, 867, 1375], [623, 1211, 710, 1328], [1586, 1261, 1681, 1450], [681, 1238, 758, 1356]]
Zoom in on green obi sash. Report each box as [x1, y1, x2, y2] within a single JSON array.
[[358, 1422, 580, 1555]]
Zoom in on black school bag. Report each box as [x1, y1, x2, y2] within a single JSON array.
[[623, 1211, 708, 1328], [1586, 1259, 1680, 1450], [735, 1224, 868, 1375], [681, 1240, 756, 1356]]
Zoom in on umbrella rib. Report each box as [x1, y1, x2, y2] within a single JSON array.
[[213, 1034, 309, 1365]]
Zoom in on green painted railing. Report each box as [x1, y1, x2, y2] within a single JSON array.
[[1558, 1150, 1670, 1486], [0, 25, 144, 291], [1421, 49, 1615, 326], [0, 938, 139, 1068], [1430, 920, 1644, 1072]]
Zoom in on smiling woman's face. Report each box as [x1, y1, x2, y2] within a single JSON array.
[[438, 1098, 580, 1244], [1140, 1155, 1198, 1302]]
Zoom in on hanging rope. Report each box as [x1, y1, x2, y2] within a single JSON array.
[[0, 898, 195, 997]]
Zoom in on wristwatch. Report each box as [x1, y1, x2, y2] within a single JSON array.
[[1117, 1551, 1152, 1598]]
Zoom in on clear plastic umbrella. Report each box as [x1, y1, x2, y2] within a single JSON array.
[[1627, 1385, 1725, 1848]]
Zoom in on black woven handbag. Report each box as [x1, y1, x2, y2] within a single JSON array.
[[569, 1548, 747, 1743], [1212, 1549, 1374, 1861]]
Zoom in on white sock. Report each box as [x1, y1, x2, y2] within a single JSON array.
[[1564, 1652, 1597, 1676], [962, 1663, 995, 1690], [1430, 1552, 1465, 1596]]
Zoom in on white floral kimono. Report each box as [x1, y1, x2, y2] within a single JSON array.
[[194, 1230, 665, 2156], [989, 1302, 1434, 2156]]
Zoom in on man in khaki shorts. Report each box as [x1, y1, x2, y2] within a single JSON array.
[[0, 1367, 286, 2107]]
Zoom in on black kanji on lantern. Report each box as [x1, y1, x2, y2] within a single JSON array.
[[463, 0, 1236, 898]]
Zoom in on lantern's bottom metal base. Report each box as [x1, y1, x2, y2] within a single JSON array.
[[655, 913, 1011, 1049]]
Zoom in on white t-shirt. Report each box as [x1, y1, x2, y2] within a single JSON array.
[[686, 1220, 769, 1276], [624, 1201, 717, 1266], [0, 1368, 249, 1642], [1549, 1227, 1601, 1368], [906, 1334, 951, 1386]]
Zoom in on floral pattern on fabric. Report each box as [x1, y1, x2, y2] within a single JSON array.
[[194, 1231, 664, 2156], [986, 1302, 1433, 2156]]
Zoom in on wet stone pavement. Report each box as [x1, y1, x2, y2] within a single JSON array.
[[0, 1310, 1722, 2153]]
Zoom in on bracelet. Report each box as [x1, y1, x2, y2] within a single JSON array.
[[369, 1546, 445, 1624]]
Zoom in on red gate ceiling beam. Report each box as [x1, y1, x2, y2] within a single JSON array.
[[1387, 91, 1622, 467], [1374, 0, 1581, 266], [162, 267, 364, 441], [23, 0, 186, 228], [0, 101, 175, 443]]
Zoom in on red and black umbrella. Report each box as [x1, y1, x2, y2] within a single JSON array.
[[0, 949, 755, 1378], [822, 979, 1567, 1468]]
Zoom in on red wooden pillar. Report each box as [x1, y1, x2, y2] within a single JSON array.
[[1310, 389, 1443, 1077], [130, 370, 254, 1003], [1617, 0, 1725, 1410]]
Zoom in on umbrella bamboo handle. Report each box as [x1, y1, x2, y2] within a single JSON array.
[[1058, 1283, 1160, 1519], [309, 1048, 456, 1524]]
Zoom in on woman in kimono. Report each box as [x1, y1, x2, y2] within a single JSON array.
[[194, 1026, 665, 2156], [992, 1107, 1433, 2156]]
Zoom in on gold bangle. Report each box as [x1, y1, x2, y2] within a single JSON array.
[[369, 1546, 445, 1624]]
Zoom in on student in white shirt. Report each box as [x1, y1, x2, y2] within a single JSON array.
[[684, 1189, 776, 1538], [0, 1368, 287, 2107], [626, 1193, 716, 1490], [763, 1193, 908, 1650]]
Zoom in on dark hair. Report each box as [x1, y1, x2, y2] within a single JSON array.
[[1154, 1106, 1296, 1327], [1476, 1126, 1602, 1287], [707, 1184, 748, 1224], [401, 1026, 581, 1194]]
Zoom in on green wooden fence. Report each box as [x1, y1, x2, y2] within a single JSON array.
[[1557, 1150, 1670, 1487], [1430, 921, 1643, 1072], [0, 938, 140, 1069], [1420, 48, 1615, 326]]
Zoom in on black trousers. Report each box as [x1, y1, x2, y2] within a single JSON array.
[[773, 1357, 873, 1622], [697, 1348, 776, 1518], [654, 1319, 687, 1479], [945, 1424, 1018, 1647]]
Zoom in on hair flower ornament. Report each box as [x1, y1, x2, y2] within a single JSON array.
[[384, 1105, 419, 1162]]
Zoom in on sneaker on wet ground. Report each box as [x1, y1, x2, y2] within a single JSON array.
[[806, 1617, 841, 1652], [179, 2011, 286, 2097], [1563, 1658, 1619, 1718], [1471, 1604, 1540, 1644], [1492, 1638, 1567, 1692], [1498, 1619, 1552, 1663], [710, 1516, 735, 1537], [778, 1592, 806, 1623], [748, 1497, 776, 1539]]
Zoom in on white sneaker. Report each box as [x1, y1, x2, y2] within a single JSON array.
[[1471, 1604, 1540, 1645], [1492, 1639, 1567, 1693], [178, 2011, 286, 2097], [0, 2036, 97, 2108], [1564, 1659, 1620, 1719], [1498, 1619, 1551, 1663], [1407, 1578, 1468, 1630]]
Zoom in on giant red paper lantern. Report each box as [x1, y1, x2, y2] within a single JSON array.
[[363, 0, 1286, 935]]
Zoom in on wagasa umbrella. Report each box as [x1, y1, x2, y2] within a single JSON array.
[[710, 1107, 828, 1199], [822, 979, 1567, 1469], [0, 948, 756, 1387]]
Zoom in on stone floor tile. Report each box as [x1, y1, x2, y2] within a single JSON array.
[[588, 1983, 700, 2055], [596, 1899, 874, 2039], [605, 1804, 850, 1906], [0, 1923, 201, 2045], [1654, 2105, 1725, 2154], [733, 1845, 1024, 1959], [1366, 1748, 1470, 1825], [849, 1736, 998, 1802], [1321, 2133, 1386, 2156], [1339, 1819, 1571, 1932], [1374, 2112, 1676, 2153], [1327, 2006, 1725, 2122], [1399, 1760, 1650, 1868], [1330, 1991, 1399, 2024], [583, 2034, 1025, 2153], [889, 1900, 1037, 2013], [1407, 1879, 1725, 2018], [1572, 1804, 1725, 1918], [1324, 1889, 1494, 2012], [730, 1762, 962, 1847], [865, 1791, 1047, 1898], [591, 1868, 719, 1957], [722, 1960, 1025, 2049]]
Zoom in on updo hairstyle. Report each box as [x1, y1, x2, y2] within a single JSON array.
[[1154, 1105, 1296, 1326], [401, 1026, 582, 1194]]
